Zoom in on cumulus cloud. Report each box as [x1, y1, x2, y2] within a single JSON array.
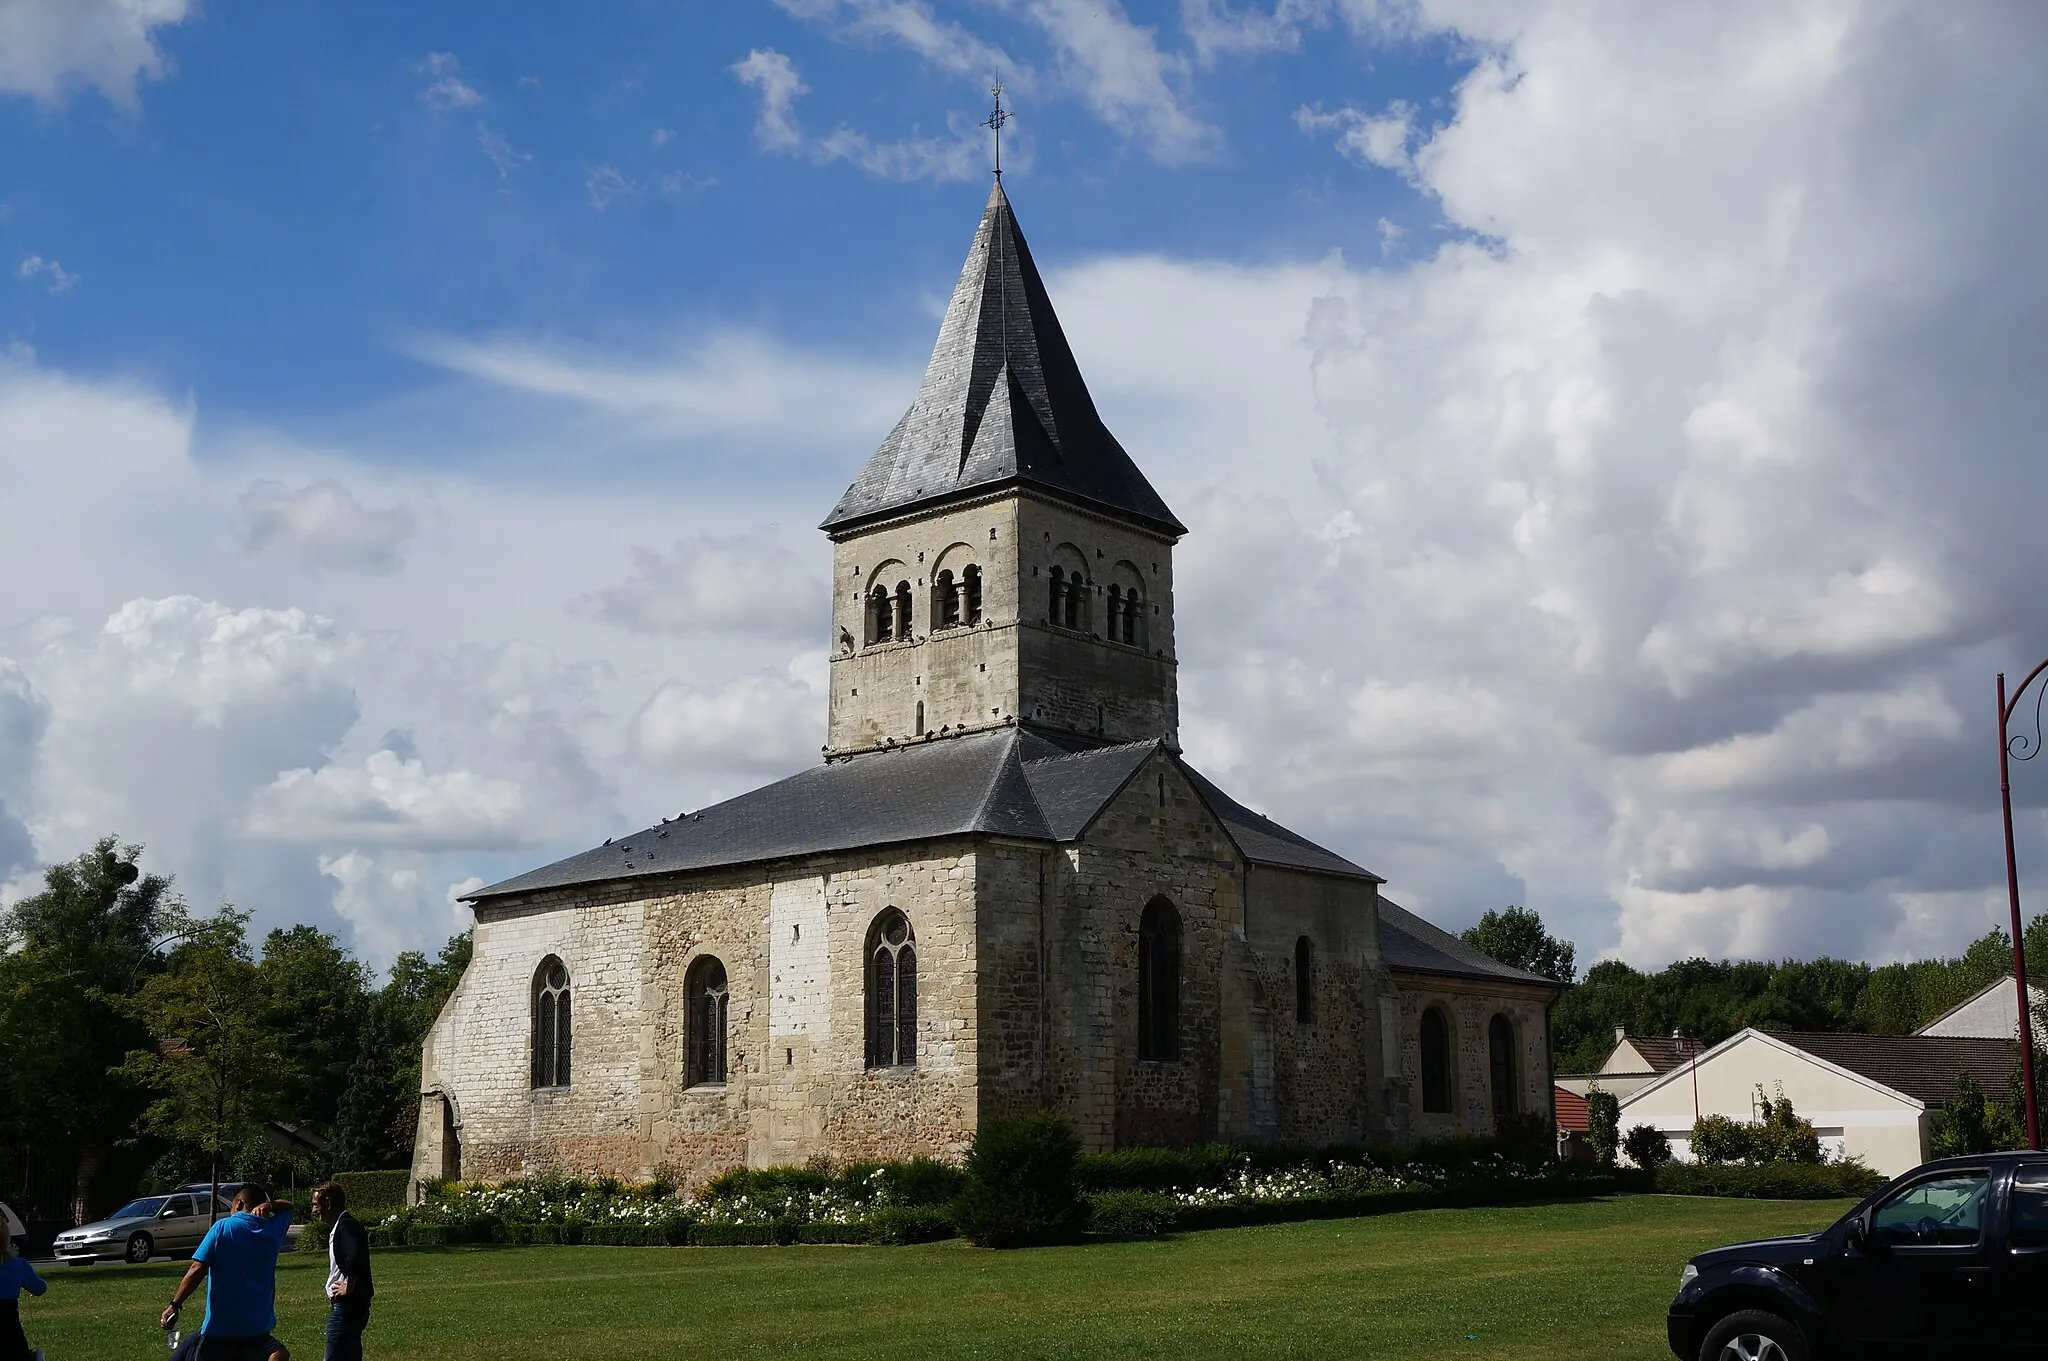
[[239, 479, 417, 574], [731, 47, 991, 182], [249, 749, 528, 851], [582, 528, 824, 641], [773, 0, 1021, 78], [633, 656, 826, 773], [0, 0, 193, 104], [1295, 99, 1417, 172], [1024, 0, 1217, 162], [417, 51, 482, 111], [733, 48, 808, 152]]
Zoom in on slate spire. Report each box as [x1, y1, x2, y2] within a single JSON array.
[[821, 181, 1185, 536]]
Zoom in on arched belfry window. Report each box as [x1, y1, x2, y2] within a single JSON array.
[[963, 565, 983, 623], [686, 956, 728, 1086], [1294, 936, 1315, 1025], [866, 909, 917, 1068], [935, 570, 960, 627], [1047, 566, 1065, 622], [1107, 585, 1124, 641], [1120, 587, 1142, 645], [869, 585, 894, 644], [1419, 1007, 1451, 1113], [1488, 1014, 1518, 1117], [1063, 576, 1083, 630], [893, 582, 913, 639], [531, 957, 572, 1089], [1137, 898, 1180, 1061]]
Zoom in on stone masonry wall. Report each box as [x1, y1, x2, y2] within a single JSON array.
[[1391, 974, 1555, 1141]]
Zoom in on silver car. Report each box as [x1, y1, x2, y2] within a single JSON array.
[[51, 1189, 234, 1264]]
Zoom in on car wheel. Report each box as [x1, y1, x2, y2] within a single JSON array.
[[124, 1232, 153, 1264], [1700, 1310, 1808, 1361]]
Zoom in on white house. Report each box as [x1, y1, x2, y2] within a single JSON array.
[[1916, 976, 2047, 1040], [1615, 1029, 2018, 1177]]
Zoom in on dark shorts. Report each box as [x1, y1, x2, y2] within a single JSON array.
[[172, 1331, 285, 1361]]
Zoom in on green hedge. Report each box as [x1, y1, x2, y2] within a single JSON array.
[[333, 1170, 411, 1215], [1655, 1162, 1882, 1200]]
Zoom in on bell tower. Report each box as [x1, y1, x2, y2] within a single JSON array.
[[821, 181, 1184, 758]]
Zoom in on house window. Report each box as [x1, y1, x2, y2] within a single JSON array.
[[867, 909, 917, 1068], [1489, 1014, 1518, 1117], [1138, 897, 1180, 1061], [935, 570, 960, 628], [963, 565, 983, 623], [893, 581, 913, 639], [1419, 1007, 1450, 1113], [1294, 936, 1315, 1025], [869, 585, 893, 643], [531, 957, 572, 1089], [686, 956, 729, 1086]]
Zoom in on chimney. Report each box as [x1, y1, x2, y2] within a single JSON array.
[[1614, 1024, 1627, 1043]]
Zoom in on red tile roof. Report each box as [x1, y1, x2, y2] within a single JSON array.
[[1554, 1086, 1589, 1133]]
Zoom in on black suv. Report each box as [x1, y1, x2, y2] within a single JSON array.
[[1668, 1153, 2048, 1359]]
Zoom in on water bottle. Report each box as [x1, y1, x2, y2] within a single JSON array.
[[167, 1329, 180, 1353]]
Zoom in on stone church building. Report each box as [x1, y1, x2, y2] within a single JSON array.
[[412, 182, 1560, 1192]]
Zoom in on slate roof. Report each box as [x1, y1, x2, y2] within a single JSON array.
[[1767, 1032, 2020, 1106], [821, 181, 1185, 538], [467, 727, 1378, 902], [1377, 900, 1562, 989]]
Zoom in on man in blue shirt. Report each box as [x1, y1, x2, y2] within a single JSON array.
[[161, 1184, 294, 1361], [1, 1231, 48, 1361]]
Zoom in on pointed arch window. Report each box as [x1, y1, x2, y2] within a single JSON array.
[[866, 909, 917, 1068], [893, 581, 913, 639], [1420, 1007, 1452, 1113], [1488, 1014, 1518, 1117], [1294, 936, 1315, 1025], [686, 956, 729, 1086], [963, 564, 983, 623], [1137, 897, 1181, 1061], [531, 957, 572, 1089], [869, 585, 894, 644], [935, 570, 960, 628]]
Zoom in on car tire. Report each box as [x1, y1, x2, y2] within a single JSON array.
[[1699, 1309, 1809, 1361], [124, 1232, 153, 1264]]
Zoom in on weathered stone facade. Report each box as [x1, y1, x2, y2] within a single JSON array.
[[412, 180, 1561, 1195]]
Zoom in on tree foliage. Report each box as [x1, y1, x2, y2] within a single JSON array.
[[1460, 906, 1576, 984], [1585, 1089, 1621, 1167], [1622, 1124, 1672, 1173], [1929, 1072, 2027, 1157]]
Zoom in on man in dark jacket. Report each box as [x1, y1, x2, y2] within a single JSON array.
[[311, 1183, 373, 1361]]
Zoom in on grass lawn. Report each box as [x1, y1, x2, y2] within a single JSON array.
[[22, 1196, 1849, 1361]]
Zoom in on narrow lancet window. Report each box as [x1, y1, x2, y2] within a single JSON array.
[[686, 956, 728, 1086], [1294, 936, 1315, 1025], [894, 581, 913, 638], [963, 565, 983, 623], [531, 958, 572, 1089], [1137, 898, 1180, 1061], [870, 585, 893, 643], [936, 570, 960, 627], [1420, 1008, 1451, 1114], [867, 909, 917, 1067]]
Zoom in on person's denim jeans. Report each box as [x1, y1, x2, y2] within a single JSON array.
[[324, 1299, 370, 1361]]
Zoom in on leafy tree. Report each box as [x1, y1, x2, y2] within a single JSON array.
[[332, 931, 471, 1170], [117, 915, 287, 1200], [0, 837, 209, 1217], [1461, 906, 1576, 984], [1930, 1072, 2025, 1157], [257, 925, 368, 1130]]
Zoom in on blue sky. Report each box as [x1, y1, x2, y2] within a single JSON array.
[[4, 2, 2047, 974]]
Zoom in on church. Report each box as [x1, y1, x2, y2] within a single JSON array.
[[411, 181, 1560, 1193]]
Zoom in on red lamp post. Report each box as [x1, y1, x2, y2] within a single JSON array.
[[1995, 664, 2046, 1151]]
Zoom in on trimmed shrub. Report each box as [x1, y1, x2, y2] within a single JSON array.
[[1689, 1114, 1753, 1166], [873, 1157, 968, 1208], [295, 1220, 332, 1254], [333, 1170, 411, 1215], [1076, 1144, 1241, 1194], [1586, 1090, 1621, 1167], [1655, 1161, 1882, 1200], [1623, 1124, 1672, 1173], [865, 1206, 955, 1245], [690, 1221, 789, 1247], [1087, 1190, 1179, 1237], [952, 1111, 1087, 1248]]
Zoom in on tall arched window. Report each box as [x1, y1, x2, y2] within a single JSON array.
[[1419, 1007, 1451, 1114], [869, 585, 893, 643], [935, 570, 960, 628], [963, 565, 983, 623], [1063, 576, 1083, 630], [1048, 566, 1065, 622], [531, 957, 571, 1089], [686, 956, 728, 1087], [1294, 936, 1315, 1025], [1121, 588, 1142, 645], [866, 910, 917, 1068], [1489, 1014, 1518, 1117], [893, 581, 913, 639], [1107, 585, 1124, 640], [1137, 898, 1180, 1061]]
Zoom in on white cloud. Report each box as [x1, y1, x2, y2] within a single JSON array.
[[17, 254, 78, 294], [582, 527, 824, 641], [418, 51, 482, 111], [476, 123, 530, 176], [633, 656, 826, 774], [1296, 99, 1417, 172], [774, 0, 1020, 78], [584, 164, 636, 211], [0, 0, 192, 104], [249, 749, 528, 851], [1023, 0, 1217, 162], [239, 479, 417, 574], [733, 48, 808, 152]]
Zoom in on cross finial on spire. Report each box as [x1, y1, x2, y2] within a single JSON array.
[[984, 78, 1010, 180]]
